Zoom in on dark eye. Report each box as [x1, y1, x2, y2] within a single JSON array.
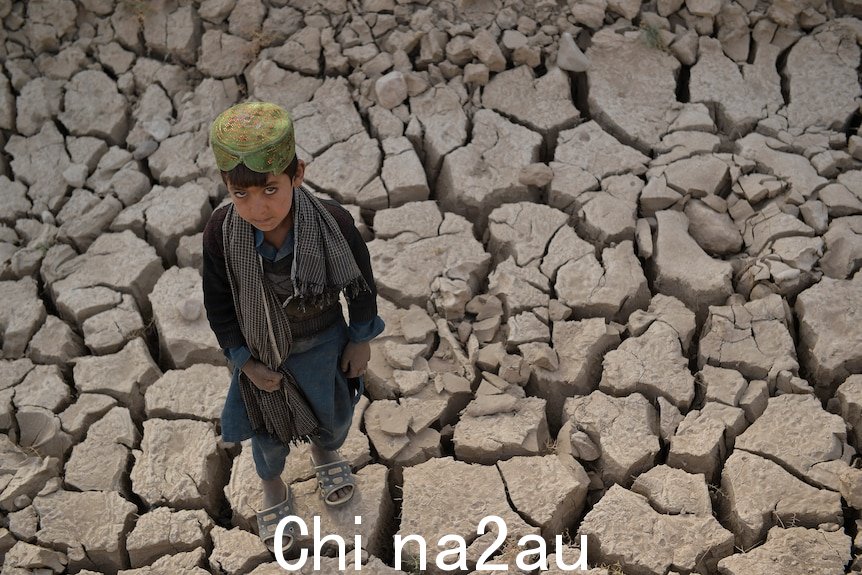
[[265, 187, 278, 195], [233, 190, 246, 199]]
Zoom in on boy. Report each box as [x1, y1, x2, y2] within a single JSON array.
[[202, 102, 385, 553]]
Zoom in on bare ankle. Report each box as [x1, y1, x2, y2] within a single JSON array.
[[310, 444, 341, 465], [260, 477, 286, 508]]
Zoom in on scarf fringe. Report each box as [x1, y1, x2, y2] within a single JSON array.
[[293, 275, 371, 313]]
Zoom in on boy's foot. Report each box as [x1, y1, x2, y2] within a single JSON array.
[[310, 445, 356, 506]]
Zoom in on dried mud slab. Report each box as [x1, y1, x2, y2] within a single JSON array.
[[580, 485, 735, 575]]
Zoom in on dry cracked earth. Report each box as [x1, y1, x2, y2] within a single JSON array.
[[1, 0, 862, 574]]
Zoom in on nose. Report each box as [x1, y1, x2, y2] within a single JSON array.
[[248, 197, 268, 220]]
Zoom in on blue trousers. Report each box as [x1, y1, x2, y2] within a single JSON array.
[[220, 317, 364, 480]]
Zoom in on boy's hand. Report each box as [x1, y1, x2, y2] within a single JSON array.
[[340, 341, 370, 378], [242, 358, 282, 392]]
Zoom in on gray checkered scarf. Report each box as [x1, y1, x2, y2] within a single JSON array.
[[222, 185, 369, 445]]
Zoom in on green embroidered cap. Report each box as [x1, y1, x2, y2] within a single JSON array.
[[210, 101, 296, 174]]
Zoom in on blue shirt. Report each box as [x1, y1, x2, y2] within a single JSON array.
[[225, 226, 385, 370]]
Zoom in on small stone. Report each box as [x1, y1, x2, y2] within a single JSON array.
[[61, 164, 88, 188], [839, 466, 862, 509], [176, 233, 203, 271], [556, 32, 590, 72], [684, 199, 743, 256], [519, 163, 554, 187], [836, 375, 862, 449], [132, 139, 158, 160], [375, 70, 408, 109], [463, 62, 490, 86], [738, 379, 769, 424], [513, 44, 542, 68], [568, 429, 600, 461], [518, 342, 559, 371], [470, 29, 506, 72]]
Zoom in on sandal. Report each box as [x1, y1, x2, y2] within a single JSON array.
[[256, 483, 297, 554], [312, 458, 356, 507]]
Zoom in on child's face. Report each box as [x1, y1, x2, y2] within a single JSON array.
[[226, 163, 304, 232]]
